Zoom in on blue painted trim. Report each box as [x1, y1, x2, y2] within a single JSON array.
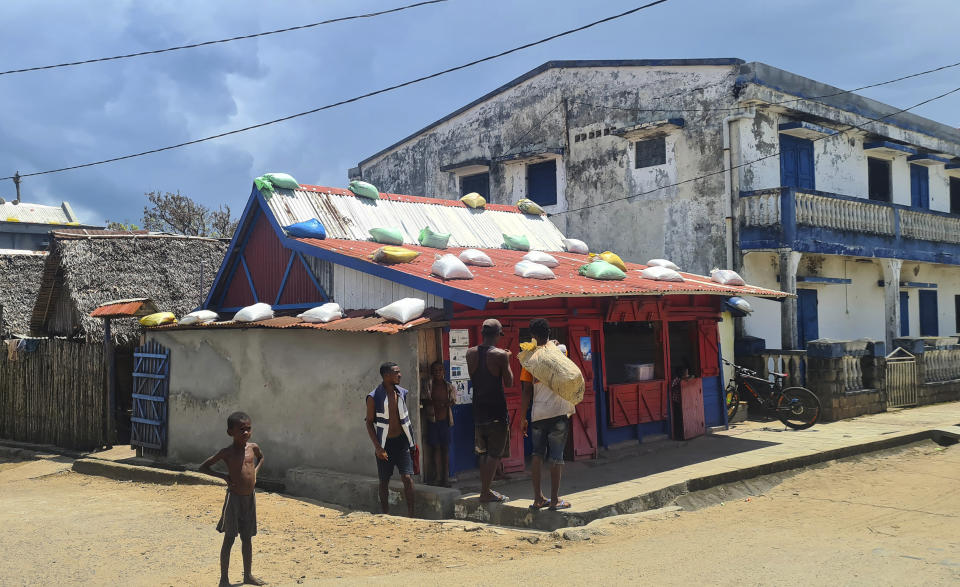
[[778, 121, 836, 137], [203, 186, 261, 309], [251, 191, 491, 310], [863, 141, 917, 156], [901, 281, 937, 289], [946, 162, 960, 170], [275, 251, 296, 306], [908, 153, 951, 165], [296, 251, 330, 302], [357, 59, 744, 168], [796, 276, 852, 284], [240, 255, 258, 303]]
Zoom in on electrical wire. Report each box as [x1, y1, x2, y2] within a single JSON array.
[[2, 0, 673, 181], [550, 82, 960, 217], [0, 0, 449, 77]]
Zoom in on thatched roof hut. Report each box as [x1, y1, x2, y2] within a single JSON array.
[[0, 251, 48, 337], [31, 231, 228, 345]]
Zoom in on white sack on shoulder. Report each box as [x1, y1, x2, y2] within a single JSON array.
[[562, 238, 589, 255], [639, 266, 684, 282], [298, 303, 343, 323], [459, 248, 494, 267], [234, 303, 274, 323], [431, 254, 474, 280], [179, 310, 219, 325], [376, 298, 426, 323], [522, 251, 559, 268], [647, 258, 680, 271], [514, 260, 556, 280], [710, 268, 746, 286]]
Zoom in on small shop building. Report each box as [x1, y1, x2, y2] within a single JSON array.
[[150, 182, 785, 478]]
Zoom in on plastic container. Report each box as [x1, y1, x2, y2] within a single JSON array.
[[624, 363, 655, 382]]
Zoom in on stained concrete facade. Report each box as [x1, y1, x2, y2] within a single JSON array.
[[149, 328, 424, 479], [354, 59, 960, 351]]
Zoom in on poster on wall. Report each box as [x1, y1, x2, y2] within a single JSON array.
[[449, 329, 470, 347], [449, 361, 469, 381], [454, 379, 472, 404], [449, 346, 468, 364], [579, 336, 592, 362]]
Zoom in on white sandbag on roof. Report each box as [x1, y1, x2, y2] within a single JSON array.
[[515, 260, 556, 280], [522, 251, 559, 268], [180, 310, 218, 325], [639, 266, 684, 282], [459, 249, 494, 267], [727, 296, 753, 313], [376, 298, 426, 323], [562, 238, 589, 254], [431, 254, 474, 280], [711, 268, 746, 286], [234, 303, 274, 323], [647, 258, 680, 271], [298, 303, 344, 324]]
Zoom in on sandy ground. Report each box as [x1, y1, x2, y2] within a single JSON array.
[[0, 441, 958, 586]]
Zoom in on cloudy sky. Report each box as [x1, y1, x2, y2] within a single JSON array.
[[1, 0, 958, 226]]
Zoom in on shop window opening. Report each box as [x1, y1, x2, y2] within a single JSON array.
[[602, 321, 663, 384]]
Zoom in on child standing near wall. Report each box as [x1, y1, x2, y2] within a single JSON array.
[[200, 411, 266, 586]]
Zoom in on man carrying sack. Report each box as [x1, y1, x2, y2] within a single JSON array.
[[518, 318, 585, 511]]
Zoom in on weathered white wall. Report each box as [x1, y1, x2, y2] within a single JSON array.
[[900, 262, 960, 337], [357, 64, 740, 275], [740, 251, 782, 347], [152, 328, 422, 479]]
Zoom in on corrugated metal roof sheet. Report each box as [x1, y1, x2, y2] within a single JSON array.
[[90, 298, 158, 318], [264, 185, 567, 251], [149, 308, 445, 335], [0, 201, 74, 224], [293, 238, 789, 302]]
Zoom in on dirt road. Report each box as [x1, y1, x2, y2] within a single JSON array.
[[0, 441, 957, 586]]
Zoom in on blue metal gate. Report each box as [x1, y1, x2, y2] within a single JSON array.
[[130, 340, 170, 454]]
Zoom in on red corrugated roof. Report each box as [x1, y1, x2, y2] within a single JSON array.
[[297, 184, 523, 214], [294, 238, 789, 301], [149, 308, 445, 335], [90, 298, 158, 318]]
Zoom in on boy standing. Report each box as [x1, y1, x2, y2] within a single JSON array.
[[365, 362, 417, 516], [422, 361, 455, 487], [200, 411, 266, 586]]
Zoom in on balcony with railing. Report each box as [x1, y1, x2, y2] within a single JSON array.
[[739, 188, 960, 264]]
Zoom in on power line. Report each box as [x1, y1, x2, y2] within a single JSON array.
[[550, 82, 960, 217], [2, 0, 673, 181], [0, 0, 449, 77], [570, 58, 960, 114]]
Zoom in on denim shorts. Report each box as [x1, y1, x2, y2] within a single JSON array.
[[530, 415, 570, 465], [376, 435, 414, 481]]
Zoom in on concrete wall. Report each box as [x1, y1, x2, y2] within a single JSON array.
[[150, 328, 423, 479], [356, 64, 740, 275], [900, 262, 960, 337]]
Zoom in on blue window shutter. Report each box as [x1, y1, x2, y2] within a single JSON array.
[[526, 160, 557, 207], [910, 164, 929, 209], [780, 135, 815, 190], [918, 290, 938, 336], [900, 291, 909, 336]]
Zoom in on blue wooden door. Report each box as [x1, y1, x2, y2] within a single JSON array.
[[131, 340, 170, 455], [910, 164, 929, 208], [900, 291, 910, 336], [797, 289, 819, 347], [919, 290, 938, 336], [780, 135, 815, 190]]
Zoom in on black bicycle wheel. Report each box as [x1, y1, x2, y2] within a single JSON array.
[[725, 384, 740, 421], [776, 387, 820, 430]]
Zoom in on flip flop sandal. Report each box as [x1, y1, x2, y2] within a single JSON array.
[[529, 500, 550, 510], [548, 499, 571, 510]]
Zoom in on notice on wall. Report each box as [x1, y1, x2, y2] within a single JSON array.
[[454, 379, 472, 404], [449, 361, 469, 381], [449, 346, 468, 364], [449, 329, 470, 347]]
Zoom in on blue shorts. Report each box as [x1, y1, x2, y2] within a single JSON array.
[[427, 420, 451, 447], [530, 415, 569, 465], [376, 435, 414, 481]]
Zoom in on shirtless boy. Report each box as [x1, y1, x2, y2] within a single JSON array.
[[200, 411, 266, 586]]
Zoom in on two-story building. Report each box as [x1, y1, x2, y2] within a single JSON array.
[[351, 59, 960, 351]]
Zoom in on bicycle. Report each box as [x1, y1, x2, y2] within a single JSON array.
[[723, 359, 820, 430]]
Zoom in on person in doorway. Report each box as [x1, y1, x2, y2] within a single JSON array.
[[199, 411, 266, 586], [466, 318, 514, 503], [365, 362, 417, 517], [422, 360, 455, 487], [519, 319, 576, 511]]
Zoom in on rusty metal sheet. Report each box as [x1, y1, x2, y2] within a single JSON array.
[[90, 298, 158, 318]]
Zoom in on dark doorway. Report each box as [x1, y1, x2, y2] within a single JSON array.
[[910, 164, 930, 208], [460, 172, 489, 200], [919, 290, 938, 336], [868, 157, 892, 202], [797, 289, 819, 348], [526, 160, 557, 207]]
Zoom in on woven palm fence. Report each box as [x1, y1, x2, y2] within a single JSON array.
[[0, 339, 106, 450]]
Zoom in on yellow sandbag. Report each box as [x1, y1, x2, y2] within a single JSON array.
[[517, 341, 585, 405], [371, 246, 420, 264], [517, 198, 546, 215], [460, 192, 486, 209], [590, 251, 627, 273], [139, 312, 177, 327]]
